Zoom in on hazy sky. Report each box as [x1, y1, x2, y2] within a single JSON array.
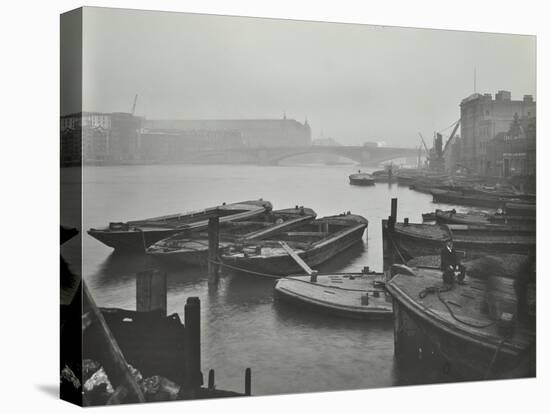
[[79, 7, 536, 147]]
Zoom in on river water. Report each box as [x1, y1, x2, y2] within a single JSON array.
[[70, 163, 466, 396]]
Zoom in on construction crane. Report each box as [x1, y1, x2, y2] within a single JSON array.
[[442, 119, 460, 154], [418, 132, 430, 155], [131, 94, 138, 116]]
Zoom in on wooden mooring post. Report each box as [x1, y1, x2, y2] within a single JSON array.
[[390, 197, 398, 229], [208, 369, 215, 390], [184, 296, 203, 388], [136, 269, 167, 316], [383, 198, 398, 272], [244, 368, 252, 396], [208, 216, 220, 281]]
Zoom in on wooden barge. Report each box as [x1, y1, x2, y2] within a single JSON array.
[[434, 209, 535, 227], [506, 202, 536, 217], [349, 172, 375, 186], [146, 207, 316, 265], [221, 213, 368, 276], [383, 220, 535, 260], [87, 200, 271, 253], [431, 188, 534, 209], [274, 271, 392, 319], [371, 167, 396, 183], [386, 265, 535, 380]]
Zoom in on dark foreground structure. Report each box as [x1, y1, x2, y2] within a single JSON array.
[[382, 199, 536, 381]]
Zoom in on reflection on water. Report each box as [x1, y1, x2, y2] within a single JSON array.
[[77, 164, 468, 395]]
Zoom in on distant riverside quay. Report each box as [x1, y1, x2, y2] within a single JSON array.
[[61, 89, 535, 179], [59, 112, 418, 166]]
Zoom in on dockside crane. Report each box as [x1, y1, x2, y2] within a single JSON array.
[[442, 119, 460, 154], [418, 132, 430, 155], [131, 94, 138, 116]]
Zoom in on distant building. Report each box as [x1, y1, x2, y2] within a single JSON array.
[[142, 117, 311, 148], [485, 114, 536, 177], [139, 129, 244, 162], [312, 137, 341, 146], [459, 91, 535, 174], [60, 112, 142, 165], [61, 113, 311, 164]]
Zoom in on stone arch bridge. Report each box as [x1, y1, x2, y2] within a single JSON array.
[[182, 145, 419, 166]]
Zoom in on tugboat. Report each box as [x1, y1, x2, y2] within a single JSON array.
[[349, 170, 375, 186]]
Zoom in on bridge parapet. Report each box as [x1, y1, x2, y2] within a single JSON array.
[[181, 145, 418, 166]]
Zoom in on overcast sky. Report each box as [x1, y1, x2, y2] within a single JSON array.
[[78, 7, 536, 147]]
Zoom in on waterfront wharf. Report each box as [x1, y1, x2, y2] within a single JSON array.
[[63, 270, 251, 405], [385, 264, 535, 380]]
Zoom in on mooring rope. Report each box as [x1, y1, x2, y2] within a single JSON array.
[[418, 286, 496, 329], [208, 258, 281, 279]]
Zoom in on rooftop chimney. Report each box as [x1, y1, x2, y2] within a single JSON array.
[[495, 90, 511, 101], [523, 94, 533, 103]]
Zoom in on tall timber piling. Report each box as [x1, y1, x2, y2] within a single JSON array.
[[208, 215, 220, 282], [136, 269, 167, 316], [184, 296, 203, 388]]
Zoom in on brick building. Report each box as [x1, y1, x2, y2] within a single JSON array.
[[142, 116, 311, 149], [61, 113, 311, 165], [459, 91, 535, 174], [485, 114, 536, 178], [60, 112, 142, 165]]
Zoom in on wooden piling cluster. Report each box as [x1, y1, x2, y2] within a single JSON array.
[[79, 267, 253, 405]]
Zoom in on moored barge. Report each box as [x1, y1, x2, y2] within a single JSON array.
[[431, 189, 534, 209], [386, 265, 535, 380], [383, 220, 535, 260], [221, 213, 368, 276], [146, 207, 316, 265], [349, 172, 375, 186], [275, 271, 392, 319], [434, 209, 535, 227], [87, 199, 272, 253]]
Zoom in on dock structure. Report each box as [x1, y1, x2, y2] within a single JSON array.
[[385, 265, 535, 380], [76, 270, 252, 405], [382, 198, 535, 380]]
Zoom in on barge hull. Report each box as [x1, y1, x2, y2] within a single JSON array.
[[223, 225, 366, 276]]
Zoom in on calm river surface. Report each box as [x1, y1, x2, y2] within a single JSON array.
[[72, 164, 466, 396]]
